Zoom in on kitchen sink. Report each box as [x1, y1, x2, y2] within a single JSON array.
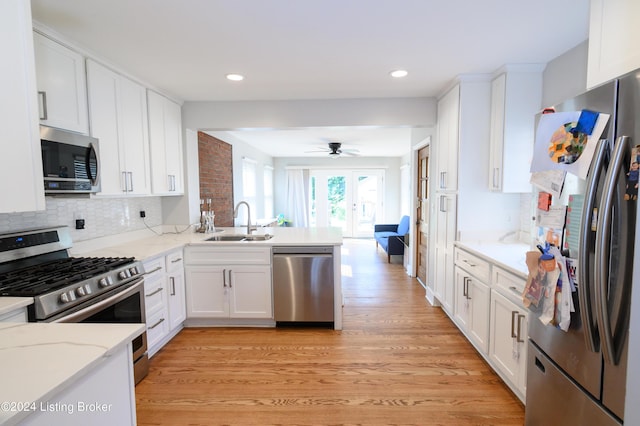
[[206, 234, 273, 242]]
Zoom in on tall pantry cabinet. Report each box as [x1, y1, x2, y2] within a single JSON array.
[[430, 77, 493, 314], [429, 75, 519, 317]]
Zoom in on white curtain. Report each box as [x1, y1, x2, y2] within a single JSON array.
[[285, 169, 309, 227]]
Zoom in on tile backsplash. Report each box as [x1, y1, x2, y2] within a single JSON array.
[[0, 197, 162, 242]]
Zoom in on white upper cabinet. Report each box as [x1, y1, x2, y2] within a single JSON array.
[[0, 0, 45, 213], [435, 84, 460, 192], [33, 32, 89, 134], [86, 59, 151, 196], [588, 0, 640, 88], [488, 67, 543, 193], [147, 90, 184, 195]]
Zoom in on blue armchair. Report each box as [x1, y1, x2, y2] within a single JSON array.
[[374, 215, 410, 263]]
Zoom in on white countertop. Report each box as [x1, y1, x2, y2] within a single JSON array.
[[455, 241, 531, 279], [71, 226, 343, 260], [0, 322, 145, 426], [0, 298, 32, 316]]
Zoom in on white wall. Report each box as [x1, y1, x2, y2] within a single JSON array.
[[182, 98, 436, 131]]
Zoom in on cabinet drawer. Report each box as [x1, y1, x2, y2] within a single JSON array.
[[143, 257, 166, 276], [185, 246, 271, 265], [455, 248, 490, 282], [146, 307, 169, 349], [144, 275, 166, 314], [166, 250, 184, 272], [493, 266, 526, 304]]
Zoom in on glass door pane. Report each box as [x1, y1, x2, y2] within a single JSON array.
[[328, 175, 347, 234]]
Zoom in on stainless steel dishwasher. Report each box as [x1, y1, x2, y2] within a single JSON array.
[[272, 246, 334, 325]]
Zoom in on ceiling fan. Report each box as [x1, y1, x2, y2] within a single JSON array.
[[306, 141, 360, 157]]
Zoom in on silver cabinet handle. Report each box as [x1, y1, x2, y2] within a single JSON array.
[[169, 276, 176, 295], [439, 195, 447, 212], [145, 287, 164, 297], [492, 167, 500, 188], [228, 269, 232, 288], [122, 171, 128, 192], [38, 91, 48, 120], [222, 268, 227, 287], [149, 317, 165, 330], [170, 257, 183, 263], [143, 266, 163, 275], [128, 171, 134, 192], [579, 138, 609, 353], [511, 310, 518, 338], [462, 277, 468, 297], [516, 314, 525, 343], [462, 259, 476, 267], [440, 171, 446, 189]]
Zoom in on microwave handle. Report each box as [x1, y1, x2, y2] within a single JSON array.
[[87, 143, 99, 185]]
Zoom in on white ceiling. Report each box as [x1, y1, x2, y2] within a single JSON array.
[[30, 0, 590, 157]]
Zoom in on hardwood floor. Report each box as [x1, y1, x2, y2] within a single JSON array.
[[136, 238, 524, 425]]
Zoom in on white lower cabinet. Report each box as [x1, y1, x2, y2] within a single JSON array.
[[489, 289, 528, 399], [454, 266, 490, 354], [184, 246, 273, 323], [453, 245, 528, 403], [142, 249, 186, 357]]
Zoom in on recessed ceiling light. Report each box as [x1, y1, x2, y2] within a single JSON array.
[[226, 73, 244, 81], [390, 69, 408, 78]]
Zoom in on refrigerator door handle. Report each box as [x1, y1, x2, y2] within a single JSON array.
[[578, 138, 609, 353], [595, 135, 630, 365]]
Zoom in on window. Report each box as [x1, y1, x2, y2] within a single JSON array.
[[264, 165, 274, 218], [240, 157, 257, 224]]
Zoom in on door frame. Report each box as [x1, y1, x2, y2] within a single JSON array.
[[409, 135, 432, 279]]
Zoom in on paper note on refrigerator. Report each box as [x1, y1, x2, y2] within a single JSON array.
[[530, 111, 610, 179]]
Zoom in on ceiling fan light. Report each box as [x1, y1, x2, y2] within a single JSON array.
[[390, 69, 408, 78]]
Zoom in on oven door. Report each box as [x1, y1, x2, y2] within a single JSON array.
[[48, 278, 149, 383]]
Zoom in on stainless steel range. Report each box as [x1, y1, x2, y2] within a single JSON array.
[[0, 226, 149, 384]]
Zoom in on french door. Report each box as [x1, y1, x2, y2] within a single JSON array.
[[310, 170, 384, 237]]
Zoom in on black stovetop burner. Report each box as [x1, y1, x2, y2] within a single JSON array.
[[0, 256, 134, 296]]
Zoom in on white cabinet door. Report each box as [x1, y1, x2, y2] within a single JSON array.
[[33, 32, 88, 134], [167, 269, 186, 329], [433, 193, 456, 314], [588, 0, 640, 88], [489, 69, 542, 193], [228, 265, 273, 319], [0, 0, 45, 213], [148, 90, 184, 195], [468, 278, 490, 354], [118, 76, 150, 195], [453, 266, 470, 329], [185, 266, 228, 318], [489, 290, 528, 396], [454, 266, 490, 354], [435, 85, 459, 192], [86, 59, 150, 196]]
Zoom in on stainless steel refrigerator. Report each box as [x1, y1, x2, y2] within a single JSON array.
[[525, 71, 638, 425]]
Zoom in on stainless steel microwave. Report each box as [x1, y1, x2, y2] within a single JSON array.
[[40, 126, 100, 194]]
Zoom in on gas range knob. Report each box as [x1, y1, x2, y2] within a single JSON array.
[[118, 269, 131, 279], [129, 266, 139, 276], [98, 277, 113, 288], [60, 293, 70, 303], [76, 286, 86, 297]]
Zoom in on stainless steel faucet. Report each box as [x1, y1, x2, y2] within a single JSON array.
[[233, 201, 257, 234]]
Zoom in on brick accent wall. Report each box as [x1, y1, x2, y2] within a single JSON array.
[[198, 132, 234, 227]]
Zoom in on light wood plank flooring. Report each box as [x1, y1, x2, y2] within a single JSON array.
[[136, 238, 524, 425]]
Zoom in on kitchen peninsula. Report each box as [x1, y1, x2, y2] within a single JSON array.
[[72, 226, 344, 337]]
